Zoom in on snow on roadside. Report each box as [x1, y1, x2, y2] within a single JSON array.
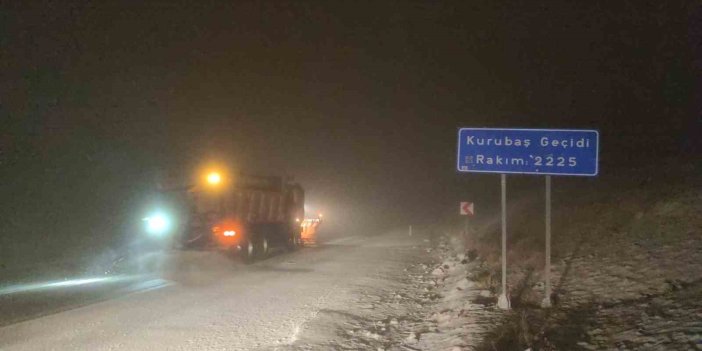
[[412, 240, 504, 351], [298, 236, 505, 351]]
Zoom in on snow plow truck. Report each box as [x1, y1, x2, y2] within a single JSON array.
[[152, 171, 306, 262]]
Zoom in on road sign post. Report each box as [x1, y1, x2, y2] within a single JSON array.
[[460, 201, 474, 236], [542, 175, 552, 307], [457, 128, 599, 310], [460, 202, 474, 216], [497, 173, 510, 309]]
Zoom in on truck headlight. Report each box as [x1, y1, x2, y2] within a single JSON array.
[[144, 213, 170, 235]]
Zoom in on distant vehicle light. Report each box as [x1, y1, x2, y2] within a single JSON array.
[[223, 230, 236, 237], [207, 172, 222, 185], [144, 213, 170, 235]]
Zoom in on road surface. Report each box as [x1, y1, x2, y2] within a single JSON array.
[[0, 230, 426, 350]]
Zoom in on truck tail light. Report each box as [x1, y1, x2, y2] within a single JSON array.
[[212, 219, 242, 247]]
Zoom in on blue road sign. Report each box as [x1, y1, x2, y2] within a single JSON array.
[[457, 128, 599, 176]]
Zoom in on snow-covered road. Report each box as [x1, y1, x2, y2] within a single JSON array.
[[0, 231, 427, 350]]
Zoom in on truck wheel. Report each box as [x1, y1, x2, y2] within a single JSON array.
[[259, 236, 269, 258], [241, 237, 257, 264], [286, 234, 298, 251]]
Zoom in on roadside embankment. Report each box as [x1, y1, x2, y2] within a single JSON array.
[[450, 159, 702, 350]]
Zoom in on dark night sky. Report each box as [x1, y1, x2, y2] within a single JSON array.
[[1, 1, 700, 238]]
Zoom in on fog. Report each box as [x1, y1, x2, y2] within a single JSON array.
[[1, 1, 700, 274]]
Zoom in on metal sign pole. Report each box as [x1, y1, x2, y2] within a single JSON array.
[[542, 175, 552, 307], [497, 174, 510, 309], [465, 216, 469, 235]]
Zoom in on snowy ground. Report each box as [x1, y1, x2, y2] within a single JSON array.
[[4, 190, 696, 351], [276, 234, 504, 351], [539, 225, 702, 351], [449, 163, 702, 351], [0, 229, 494, 351]]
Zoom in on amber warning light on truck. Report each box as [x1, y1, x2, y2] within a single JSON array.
[[206, 171, 222, 185]]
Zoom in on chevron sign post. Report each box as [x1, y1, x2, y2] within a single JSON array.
[[460, 202, 474, 216]]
